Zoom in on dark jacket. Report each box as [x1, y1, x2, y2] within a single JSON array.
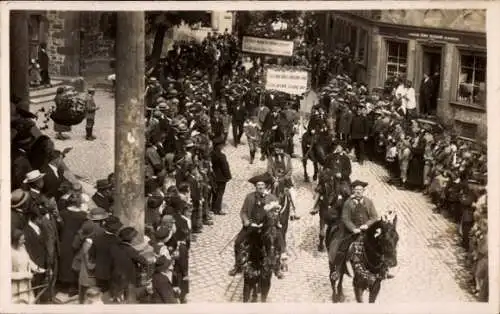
[[350, 114, 369, 139], [92, 192, 113, 212], [211, 150, 232, 183], [325, 152, 352, 181], [40, 164, 65, 199], [90, 231, 120, 281], [23, 223, 48, 268], [152, 272, 179, 304], [11, 149, 32, 190]]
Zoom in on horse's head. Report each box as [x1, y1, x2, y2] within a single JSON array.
[[366, 210, 399, 268]]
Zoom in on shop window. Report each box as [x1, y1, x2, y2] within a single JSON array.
[[386, 41, 407, 79], [456, 52, 486, 107]]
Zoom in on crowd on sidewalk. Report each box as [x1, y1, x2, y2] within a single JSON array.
[[10, 27, 488, 304]]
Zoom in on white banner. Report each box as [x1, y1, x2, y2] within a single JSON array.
[[265, 68, 309, 95], [241, 36, 294, 57]]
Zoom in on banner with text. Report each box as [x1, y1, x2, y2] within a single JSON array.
[[265, 68, 309, 95], [242, 36, 294, 57]]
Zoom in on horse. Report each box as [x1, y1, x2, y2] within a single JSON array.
[[271, 178, 292, 252], [239, 207, 282, 303], [301, 124, 333, 182], [328, 211, 399, 303]]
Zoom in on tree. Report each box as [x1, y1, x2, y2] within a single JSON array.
[[145, 11, 211, 69], [10, 11, 30, 111]]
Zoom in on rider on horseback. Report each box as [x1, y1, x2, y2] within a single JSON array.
[[328, 180, 379, 281], [228, 173, 286, 279], [267, 143, 300, 220]]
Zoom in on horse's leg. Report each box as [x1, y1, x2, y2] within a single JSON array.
[[260, 275, 272, 302], [329, 262, 339, 303], [368, 280, 382, 303], [302, 156, 310, 182], [318, 216, 325, 252], [353, 278, 364, 303], [337, 265, 345, 302], [312, 161, 319, 181], [243, 276, 251, 303]]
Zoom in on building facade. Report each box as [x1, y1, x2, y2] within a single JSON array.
[[320, 10, 486, 141]]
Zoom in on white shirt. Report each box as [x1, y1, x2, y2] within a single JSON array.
[[48, 164, 59, 178], [28, 221, 41, 236], [395, 84, 406, 99], [404, 87, 417, 110]]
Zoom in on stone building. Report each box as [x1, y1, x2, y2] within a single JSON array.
[[320, 10, 486, 140]]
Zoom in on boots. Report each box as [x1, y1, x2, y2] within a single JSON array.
[[318, 235, 325, 252], [249, 150, 255, 164], [86, 128, 96, 141]]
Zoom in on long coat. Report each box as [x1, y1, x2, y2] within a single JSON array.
[[58, 207, 87, 283], [40, 164, 65, 199], [152, 272, 179, 304], [211, 150, 232, 183]]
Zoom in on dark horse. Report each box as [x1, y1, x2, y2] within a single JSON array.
[[239, 207, 283, 302], [301, 120, 333, 182], [328, 211, 399, 303]]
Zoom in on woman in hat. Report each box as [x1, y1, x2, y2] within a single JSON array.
[[58, 187, 89, 296], [11, 229, 46, 304], [11, 189, 31, 232]]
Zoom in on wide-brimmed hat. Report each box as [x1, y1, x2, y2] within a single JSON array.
[[248, 172, 273, 186], [147, 194, 164, 209], [103, 215, 123, 234], [80, 222, 97, 239], [155, 225, 172, 241], [11, 189, 29, 209], [23, 170, 46, 184], [87, 207, 110, 221], [351, 180, 368, 188]]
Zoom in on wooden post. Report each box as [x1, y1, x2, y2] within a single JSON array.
[[10, 11, 30, 111], [114, 12, 146, 237]]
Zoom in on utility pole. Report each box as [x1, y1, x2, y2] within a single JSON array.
[[10, 11, 30, 111], [114, 12, 146, 237]]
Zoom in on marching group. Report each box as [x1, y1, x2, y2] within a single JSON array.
[[10, 28, 488, 305]]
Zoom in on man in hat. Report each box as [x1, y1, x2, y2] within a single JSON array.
[[350, 105, 370, 165], [228, 173, 285, 279], [329, 180, 379, 280], [24, 170, 52, 215], [152, 255, 180, 304], [85, 88, 99, 141], [229, 92, 247, 147], [324, 140, 352, 187], [211, 136, 231, 215], [267, 142, 300, 220], [92, 179, 114, 212], [11, 120, 35, 190], [41, 150, 65, 200]]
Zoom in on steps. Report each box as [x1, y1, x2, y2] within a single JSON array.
[[29, 79, 64, 105]]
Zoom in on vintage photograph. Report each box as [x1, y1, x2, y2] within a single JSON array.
[[7, 7, 489, 306]]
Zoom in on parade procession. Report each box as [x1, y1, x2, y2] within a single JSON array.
[[8, 8, 489, 305]]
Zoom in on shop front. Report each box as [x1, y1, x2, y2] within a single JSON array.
[[371, 23, 486, 140]]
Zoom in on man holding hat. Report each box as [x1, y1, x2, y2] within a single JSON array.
[[228, 173, 284, 279], [329, 180, 379, 280]]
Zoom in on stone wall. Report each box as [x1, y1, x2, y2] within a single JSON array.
[[378, 10, 486, 33], [46, 11, 81, 76]]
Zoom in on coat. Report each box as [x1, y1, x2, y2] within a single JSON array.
[[89, 231, 120, 281], [152, 272, 179, 304], [92, 192, 113, 212], [336, 109, 352, 136], [11, 149, 32, 191], [76, 239, 96, 288], [11, 246, 37, 304], [350, 114, 369, 139], [240, 192, 279, 227], [40, 164, 65, 199], [328, 196, 378, 265], [23, 223, 48, 269], [211, 150, 232, 183], [58, 207, 87, 283]]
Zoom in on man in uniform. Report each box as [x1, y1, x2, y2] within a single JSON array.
[[267, 143, 300, 220], [280, 102, 299, 157], [85, 88, 99, 141], [328, 180, 379, 281], [228, 173, 285, 279], [243, 113, 261, 164]]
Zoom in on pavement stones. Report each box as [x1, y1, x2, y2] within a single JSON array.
[[46, 91, 475, 303]]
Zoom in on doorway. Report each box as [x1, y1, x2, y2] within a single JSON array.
[[421, 47, 442, 115]]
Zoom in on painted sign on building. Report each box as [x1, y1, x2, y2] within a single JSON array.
[[265, 67, 309, 95], [242, 36, 294, 57]]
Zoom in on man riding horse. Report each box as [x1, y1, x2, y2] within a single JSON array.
[[311, 140, 352, 251], [228, 173, 286, 279], [267, 142, 300, 221], [261, 104, 287, 158]]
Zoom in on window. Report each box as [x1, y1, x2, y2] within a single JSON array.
[[386, 41, 408, 78], [454, 120, 478, 139], [457, 52, 486, 107]]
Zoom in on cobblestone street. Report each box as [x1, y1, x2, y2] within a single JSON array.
[[32, 90, 475, 303]]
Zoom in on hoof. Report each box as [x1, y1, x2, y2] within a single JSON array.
[[304, 177, 310, 183], [312, 175, 318, 181], [318, 244, 325, 252], [338, 294, 345, 303]]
